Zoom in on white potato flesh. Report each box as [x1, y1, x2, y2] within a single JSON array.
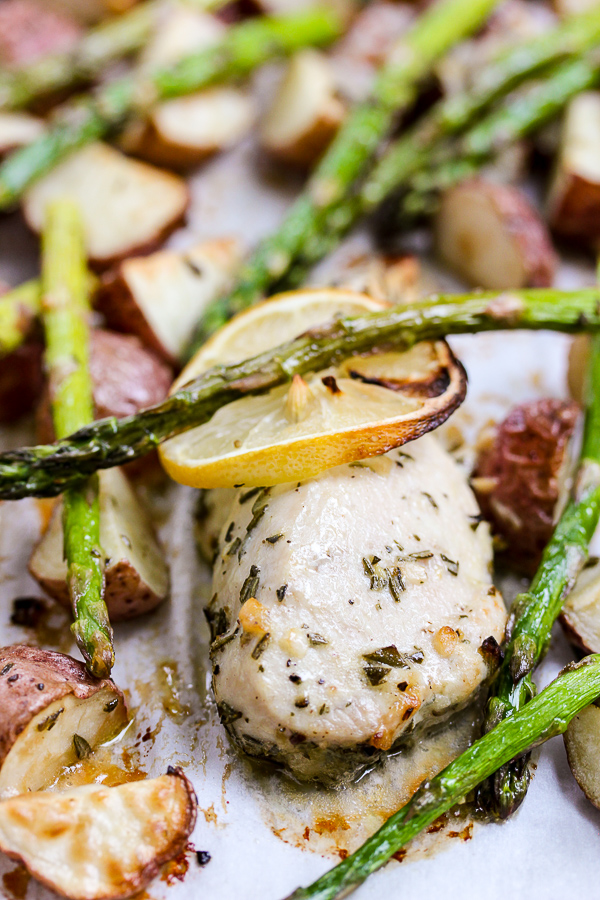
[[564, 704, 600, 809], [23, 143, 188, 266], [548, 92, 600, 241], [0, 772, 197, 900], [435, 179, 556, 290], [0, 690, 126, 799], [99, 238, 242, 363], [561, 559, 600, 653], [0, 112, 44, 157], [261, 49, 344, 166], [209, 434, 506, 783], [139, 7, 225, 70], [30, 467, 169, 621], [149, 88, 256, 162], [554, 0, 600, 15]]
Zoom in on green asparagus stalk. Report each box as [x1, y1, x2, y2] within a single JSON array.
[[0, 5, 344, 210], [283, 655, 600, 900], [190, 0, 502, 344], [1, 287, 600, 500], [0, 0, 163, 111], [475, 339, 600, 820], [40, 199, 113, 679], [400, 52, 600, 220], [281, 46, 600, 291], [0, 280, 41, 356], [192, 10, 600, 346]]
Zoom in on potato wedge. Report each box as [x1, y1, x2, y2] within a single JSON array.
[[568, 334, 591, 404], [0, 113, 45, 159], [0, 645, 127, 799], [30, 467, 170, 621], [37, 329, 172, 441], [132, 88, 256, 170], [435, 179, 556, 289], [0, 341, 43, 423], [548, 92, 600, 243], [97, 238, 242, 365], [23, 143, 189, 268], [553, 0, 600, 16], [0, 768, 197, 900], [0, 0, 81, 67], [261, 49, 345, 168], [472, 398, 580, 574], [138, 6, 224, 70], [561, 559, 600, 653], [564, 703, 600, 810]]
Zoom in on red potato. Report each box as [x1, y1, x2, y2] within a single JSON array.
[[0, 645, 127, 799], [138, 6, 225, 70], [472, 398, 580, 574], [0, 769, 197, 900], [23, 143, 189, 269], [0, 341, 44, 424], [131, 88, 256, 171], [97, 238, 242, 365], [0, 113, 45, 159], [547, 92, 600, 244], [30, 465, 170, 621], [36, 329, 172, 442], [553, 0, 600, 15], [261, 49, 345, 168], [0, 0, 81, 68], [435, 179, 557, 290], [564, 702, 600, 811], [561, 559, 600, 654]]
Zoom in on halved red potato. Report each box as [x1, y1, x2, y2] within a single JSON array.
[[97, 238, 242, 365], [0, 645, 127, 799], [23, 143, 189, 268], [435, 179, 557, 289], [561, 559, 600, 653], [261, 49, 345, 167], [553, 0, 600, 16], [0, 113, 44, 159], [132, 88, 256, 171], [0, 341, 44, 423], [30, 466, 169, 621], [0, 768, 197, 900], [472, 398, 580, 574], [547, 92, 600, 244], [565, 702, 600, 810]]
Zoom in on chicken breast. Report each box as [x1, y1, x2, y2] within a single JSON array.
[[208, 435, 506, 784]]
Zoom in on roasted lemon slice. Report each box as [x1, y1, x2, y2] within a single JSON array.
[[159, 288, 466, 488]]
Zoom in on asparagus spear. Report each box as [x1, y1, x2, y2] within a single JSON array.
[[0, 0, 163, 111], [399, 53, 600, 220], [0, 5, 344, 210], [283, 655, 600, 900], [1, 286, 600, 500], [476, 340, 600, 819], [192, 10, 600, 346], [40, 198, 113, 679]]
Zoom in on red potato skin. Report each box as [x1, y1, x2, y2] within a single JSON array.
[[0, 341, 44, 423], [0, 0, 81, 68], [0, 644, 126, 770], [486, 182, 557, 287], [473, 398, 580, 574], [549, 173, 600, 243], [37, 329, 173, 441]]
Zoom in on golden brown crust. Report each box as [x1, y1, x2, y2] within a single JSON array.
[[0, 645, 126, 769]]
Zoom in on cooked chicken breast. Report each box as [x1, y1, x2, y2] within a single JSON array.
[[208, 435, 506, 784]]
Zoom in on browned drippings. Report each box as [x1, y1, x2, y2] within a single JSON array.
[[2, 866, 30, 900], [160, 850, 189, 885], [52, 743, 146, 791]]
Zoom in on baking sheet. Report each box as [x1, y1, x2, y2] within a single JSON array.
[[1, 130, 600, 900]]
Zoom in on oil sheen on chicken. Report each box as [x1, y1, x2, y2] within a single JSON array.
[[206, 435, 506, 784]]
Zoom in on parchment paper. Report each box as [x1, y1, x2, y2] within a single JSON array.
[[1, 129, 599, 900]]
